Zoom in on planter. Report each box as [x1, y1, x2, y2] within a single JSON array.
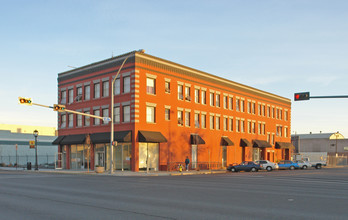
[[95, 166, 105, 173]]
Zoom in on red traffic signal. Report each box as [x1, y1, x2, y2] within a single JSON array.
[[53, 104, 66, 112], [294, 92, 310, 101], [18, 97, 32, 105]]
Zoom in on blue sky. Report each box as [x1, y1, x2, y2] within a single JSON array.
[[1, 0, 348, 137]]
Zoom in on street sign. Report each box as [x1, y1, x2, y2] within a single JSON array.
[[103, 117, 111, 122], [29, 140, 35, 149]]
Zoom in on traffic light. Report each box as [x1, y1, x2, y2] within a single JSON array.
[[294, 92, 310, 101], [53, 104, 66, 112], [18, 97, 32, 105]]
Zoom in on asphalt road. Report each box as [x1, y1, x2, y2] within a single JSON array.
[[1, 168, 348, 220]]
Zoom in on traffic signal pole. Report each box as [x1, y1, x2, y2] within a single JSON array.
[[18, 97, 110, 121], [294, 92, 348, 101]]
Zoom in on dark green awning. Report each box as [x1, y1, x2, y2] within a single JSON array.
[[275, 142, 295, 149], [52, 136, 65, 145], [91, 131, 132, 143], [253, 139, 272, 148], [138, 131, 167, 143], [190, 134, 205, 145], [221, 136, 234, 146], [60, 134, 86, 145], [240, 138, 251, 147]]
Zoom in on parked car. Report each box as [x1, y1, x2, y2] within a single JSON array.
[[296, 160, 311, 169], [227, 161, 261, 172], [277, 160, 300, 170], [255, 160, 278, 171]]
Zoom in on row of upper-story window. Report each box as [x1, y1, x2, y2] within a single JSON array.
[[59, 76, 131, 104], [146, 76, 289, 121]]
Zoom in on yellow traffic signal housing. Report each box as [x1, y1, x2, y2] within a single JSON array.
[[18, 97, 33, 105], [53, 104, 66, 112]]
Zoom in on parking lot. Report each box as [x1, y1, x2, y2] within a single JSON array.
[[0, 167, 348, 219]]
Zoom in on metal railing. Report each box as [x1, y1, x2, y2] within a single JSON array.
[[167, 162, 225, 171]]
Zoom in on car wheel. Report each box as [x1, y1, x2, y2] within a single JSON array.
[[251, 167, 257, 172], [266, 166, 272, 172], [290, 166, 295, 170], [302, 165, 307, 169], [231, 168, 236, 172], [315, 164, 322, 169]]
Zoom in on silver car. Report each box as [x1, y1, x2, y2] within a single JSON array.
[[296, 160, 311, 169], [255, 160, 278, 171]]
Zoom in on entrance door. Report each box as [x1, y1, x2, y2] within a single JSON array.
[[252, 148, 260, 161], [222, 146, 227, 167], [191, 145, 197, 169], [139, 143, 159, 171]]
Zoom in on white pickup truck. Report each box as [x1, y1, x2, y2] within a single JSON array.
[[294, 152, 327, 169]]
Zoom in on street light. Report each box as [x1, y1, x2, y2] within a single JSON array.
[[110, 49, 145, 174], [33, 130, 39, 171]]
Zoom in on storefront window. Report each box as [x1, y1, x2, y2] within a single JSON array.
[[139, 143, 159, 171]]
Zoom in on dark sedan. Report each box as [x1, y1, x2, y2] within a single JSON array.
[[227, 161, 261, 172]]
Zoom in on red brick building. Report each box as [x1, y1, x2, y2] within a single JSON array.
[[53, 50, 292, 171]]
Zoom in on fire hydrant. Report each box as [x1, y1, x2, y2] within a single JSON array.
[[179, 164, 183, 172]]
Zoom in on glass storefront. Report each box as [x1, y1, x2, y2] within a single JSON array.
[[191, 145, 197, 169], [115, 143, 132, 170], [139, 143, 159, 171]]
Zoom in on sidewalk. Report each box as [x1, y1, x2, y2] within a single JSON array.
[[0, 167, 227, 176]]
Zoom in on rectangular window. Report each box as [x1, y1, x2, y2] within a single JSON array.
[[177, 110, 183, 125], [178, 85, 183, 100], [263, 105, 266, 117], [252, 122, 256, 134], [201, 114, 206, 129], [146, 106, 155, 123], [114, 78, 120, 95], [94, 83, 100, 99], [102, 81, 109, 97], [267, 133, 270, 143], [61, 90, 66, 104], [247, 101, 251, 114], [216, 94, 220, 107], [223, 96, 228, 109], [165, 108, 170, 121], [102, 108, 109, 124], [241, 119, 245, 133], [146, 78, 156, 95], [210, 93, 214, 106], [61, 114, 66, 128], [76, 87, 82, 102], [194, 113, 200, 128], [258, 123, 262, 135], [285, 110, 288, 121], [229, 118, 233, 131], [84, 85, 90, 101], [123, 76, 130, 93], [114, 107, 120, 123], [223, 117, 228, 131], [201, 90, 206, 104], [185, 86, 191, 101], [195, 89, 200, 103], [216, 116, 220, 130], [252, 102, 256, 114], [123, 105, 130, 122], [248, 121, 252, 134], [236, 119, 240, 132], [68, 114, 73, 127], [210, 115, 214, 130], [267, 106, 271, 117], [284, 127, 288, 137], [165, 81, 170, 93], [241, 100, 245, 112], [280, 109, 283, 120], [229, 97, 233, 110], [258, 104, 262, 116], [77, 114, 82, 127], [94, 109, 100, 125], [185, 111, 190, 127], [84, 111, 90, 126], [68, 89, 74, 104], [236, 98, 240, 111]]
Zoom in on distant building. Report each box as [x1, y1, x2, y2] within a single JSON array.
[[54, 50, 292, 172], [0, 125, 57, 167], [291, 132, 348, 156]]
